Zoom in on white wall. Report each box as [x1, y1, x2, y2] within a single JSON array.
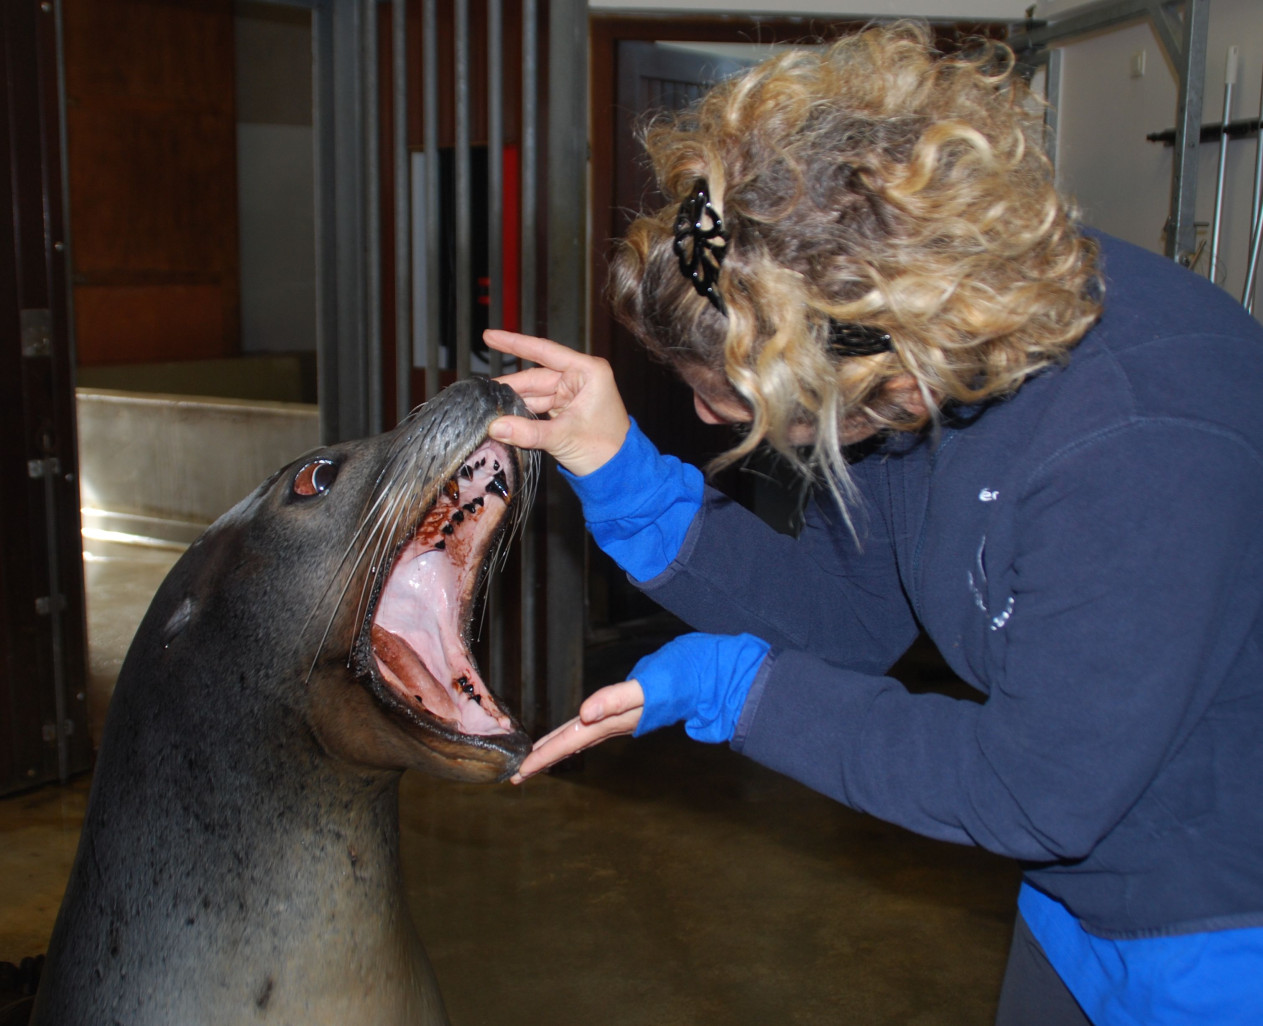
[[1044, 0, 1263, 310], [234, 5, 317, 356]]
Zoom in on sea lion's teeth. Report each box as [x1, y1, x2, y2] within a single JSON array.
[[485, 474, 509, 501]]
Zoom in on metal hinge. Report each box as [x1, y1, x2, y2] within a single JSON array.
[[21, 308, 52, 358], [27, 457, 61, 480], [42, 719, 75, 743], [35, 594, 67, 616]]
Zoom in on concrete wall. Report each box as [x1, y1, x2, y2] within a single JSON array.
[[78, 391, 320, 545]]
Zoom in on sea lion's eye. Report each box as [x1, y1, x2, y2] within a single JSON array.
[[293, 459, 338, 497]]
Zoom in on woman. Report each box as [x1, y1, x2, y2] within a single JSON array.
[[485, 22, 1263, 1025]]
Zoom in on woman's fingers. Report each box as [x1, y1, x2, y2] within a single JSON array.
[[493, 365, 564, 401], [578, 680, 645, 723], [510, 681, 645, 783], [488, 413, 552, 450], [485, 329, 589, 372]]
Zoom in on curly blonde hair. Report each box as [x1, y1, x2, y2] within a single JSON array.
[[608, 21, 1102, 508]]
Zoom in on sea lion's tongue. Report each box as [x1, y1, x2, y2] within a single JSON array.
[[372, 549, 512, 736]]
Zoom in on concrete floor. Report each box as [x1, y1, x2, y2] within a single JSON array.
[[0, 541, 1021, 1025]]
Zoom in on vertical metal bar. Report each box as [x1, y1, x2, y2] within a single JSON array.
[[544, 0, 588, 731], [1242, 68, 1263, 311], [31, 461, 69, 780], [454, 0, 472, 380], [1043, 48, 1062, 170], [52, 0, 77, 368], [1166, 0, 1208, 267], [487, 0, 504, 377], [1209, 47, 1238, 284], [518, 0, 539, 732], [520, 0, 538, 339], [486, 0, 505, 698], [363, 0, 383, 429], [393, 0, 410, 422], [316, 0, 369, 444], [422, 0, 440, 399], [51, 0, 76, 781]]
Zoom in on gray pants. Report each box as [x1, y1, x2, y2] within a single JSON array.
[[995, 912, 1093, 1026]]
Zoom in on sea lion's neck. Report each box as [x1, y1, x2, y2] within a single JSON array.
[[38, 665, 448, 1024]]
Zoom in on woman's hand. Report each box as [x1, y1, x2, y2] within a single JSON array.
[[510, 680, 645, 783], [484, 329, 632, 477]]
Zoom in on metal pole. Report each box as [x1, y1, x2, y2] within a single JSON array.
[[318, 0, 372, 444], [363, 0, 382, 430], [422, 0, 440, 399], [519, 0, 539, 732], [393, 0, 411, 422], [1209, 47, 1238, 284], [1043, 47, 1063, 168], [521, 0, 538, 338], [1166, 0, 1209, 267], [1242, 67, 1263, 312], [454, 0, 472, 380], [544, 0, 588, 731], [486, 0, 505, 703], [487, 0, 504, 377]]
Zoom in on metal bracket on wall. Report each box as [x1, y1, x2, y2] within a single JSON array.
[[20, 308, 52, 358], [1010, 0, 1210, 267]]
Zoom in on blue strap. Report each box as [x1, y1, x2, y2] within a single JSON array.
[[629, 632, 771, 743], [559, 418, 703, 582]]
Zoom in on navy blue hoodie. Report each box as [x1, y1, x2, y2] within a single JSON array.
[[639, 234, 1263, 939]]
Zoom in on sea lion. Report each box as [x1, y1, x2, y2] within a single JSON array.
[[29, 377, 537, 1026]]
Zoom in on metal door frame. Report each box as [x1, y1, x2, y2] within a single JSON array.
[[1011, 0, 1211, 266]]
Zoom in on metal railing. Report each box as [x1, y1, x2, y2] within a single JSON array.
[[312, 0, 587, 733]]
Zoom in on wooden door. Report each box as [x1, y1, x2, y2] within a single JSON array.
[[63, 0, 240, 367]]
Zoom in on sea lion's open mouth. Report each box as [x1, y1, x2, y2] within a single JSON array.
[[367, 438, 521, 739]]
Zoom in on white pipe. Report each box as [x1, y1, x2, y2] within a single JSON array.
[[1209, 46, 1239, 285], [1243, 65, 1263, 313]]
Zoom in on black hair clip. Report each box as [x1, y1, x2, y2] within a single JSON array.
[[828, 321, 893, 357], [673, 178, 729, 316]]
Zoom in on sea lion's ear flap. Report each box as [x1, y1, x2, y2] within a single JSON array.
[[160, 595, 198, 649]]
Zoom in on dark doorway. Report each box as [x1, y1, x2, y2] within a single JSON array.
[[1, 0, 92, 794]]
